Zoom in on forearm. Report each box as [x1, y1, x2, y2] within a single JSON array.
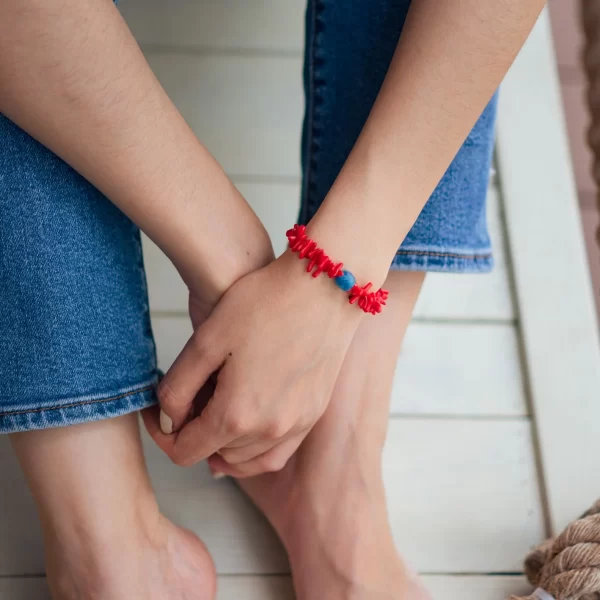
[[0, 0, 271, 300], [308, 0, 545, 284]]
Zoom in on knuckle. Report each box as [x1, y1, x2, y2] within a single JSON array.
[[225, 413, 250, 437], [157, 382, 180, 413], [170, 452, 193, 468], [264, 419, 289, 441], [218, 448, 238, 465], [299, 414, 317, 431], [260, 453, 288, 473]]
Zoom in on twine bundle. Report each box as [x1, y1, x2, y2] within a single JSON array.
[[511, 500, 600, 600]]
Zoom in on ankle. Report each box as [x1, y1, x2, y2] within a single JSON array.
[[290, 541, 408, 600], [43, 491, 166, 595]]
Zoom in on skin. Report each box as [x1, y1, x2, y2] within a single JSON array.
[[0, 0, 270, 596], [150, 0, 547, 477], [11, 415, 217, 599], [238, 271, 432, 599], [0, 0, 546, 597], [0, 0, 274, 310]]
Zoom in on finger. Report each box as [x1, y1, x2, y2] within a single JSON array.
[[166, 394, 238, 466], [158, 326, 224, 433], [142, 405, 177, 456], [142, 385, 214, 458], [218, 435, 282, 465], [208, 435, 304, 479]]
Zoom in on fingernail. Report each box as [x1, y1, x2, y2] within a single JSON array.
[[160, 410, 173, 434], [212, 472, 227, 480]]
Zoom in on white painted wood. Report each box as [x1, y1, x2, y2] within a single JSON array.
[[0, 579, 51, 599], [0, 419, 543, 575], [384, 419, 543, 573], [218, 574, 532, 600], [0, 440, 44, 575], [152, 316, 191, 370], [218, 576, 295, 600], [120, 0, 305, 53], [423, 575, 530, 600], [393, 322, 527, 416], [152, 316, 527, 416], [496, 9, 600, 532], [0, 575, 531, 600], [414, 184, 515, 320], [143, 183, 514, 321], [145, 53, 304, 178]]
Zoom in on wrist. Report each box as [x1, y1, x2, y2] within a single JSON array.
[[304, 214, 392, 290], [275, 249, 366, 325], [175, 213, 274, 307], [282, 225, 389, 317]]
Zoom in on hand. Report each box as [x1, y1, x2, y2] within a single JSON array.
[[144, 251, 364, 477]]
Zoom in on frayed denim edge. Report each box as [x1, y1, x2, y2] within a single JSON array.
[[0, 377, 159, 434]]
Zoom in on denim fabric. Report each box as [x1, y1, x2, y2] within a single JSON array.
[[301, 0, 498, 272], [0, 115, 158, 433], [0, 0, 497, 433]]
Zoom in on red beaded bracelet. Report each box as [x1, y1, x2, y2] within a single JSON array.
[[286, 224, 388, 315]]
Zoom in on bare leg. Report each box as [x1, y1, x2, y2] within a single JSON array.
[[236, 271, 431, 600], [11, 414, 216, 600]]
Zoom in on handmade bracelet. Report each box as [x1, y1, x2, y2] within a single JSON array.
[[286, 224, 388, 315]]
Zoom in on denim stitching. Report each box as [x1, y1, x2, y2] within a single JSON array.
[[299, 0, 315, 223], [0, 384, 156, 417], [301, 0, 326, 223], [133, 225, 159, 371], [395, 249, 492, 260]]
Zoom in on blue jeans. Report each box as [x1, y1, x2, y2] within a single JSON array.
[[301, 0, 497, 272], [0, 0, 497, 433]]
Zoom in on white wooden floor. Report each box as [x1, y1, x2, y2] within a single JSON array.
[[2, 3, 600, 599]]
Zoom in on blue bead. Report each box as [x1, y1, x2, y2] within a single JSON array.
[[334, 270, 356, 292]]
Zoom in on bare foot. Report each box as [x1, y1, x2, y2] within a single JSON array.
[[213, 272, 431, 600], [46, 512, 216, 600], [11, 414, 216, 600], [235, 399, 429, 600]]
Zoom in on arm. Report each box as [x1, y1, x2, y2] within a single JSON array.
[[149, 0, 546, 473], [309, 0, 545, 284], [0, 0, 273, 304]]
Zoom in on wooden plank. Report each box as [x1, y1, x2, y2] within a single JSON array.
[[143, 183, 514, 321], [393, 322, 527, 416], [580, 205, 600, 325], [217, 574, 532, 600], [0, 574, 532, 599], [145, 53, 303, 178], [413, 184, 515, 320], [496, 9, 600, 532], [120, 0, 305, 53], [0, 441, 44, 576], [218, 576, 293, 599], [0, 419, 544, 575], [423, 575, 530, 600], [0, 579, 50, 599], [152, 316, 527, 416], [384, 420, 543, 573]]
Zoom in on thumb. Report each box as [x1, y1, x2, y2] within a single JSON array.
[[158, 328, 224, 433]]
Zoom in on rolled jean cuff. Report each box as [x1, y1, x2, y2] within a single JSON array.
[[390, 247, 494, 273], [0, 376, 159, 434]]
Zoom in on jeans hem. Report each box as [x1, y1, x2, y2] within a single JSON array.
[[390, 249, 494, 273], [0, 377, 159, 434]]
